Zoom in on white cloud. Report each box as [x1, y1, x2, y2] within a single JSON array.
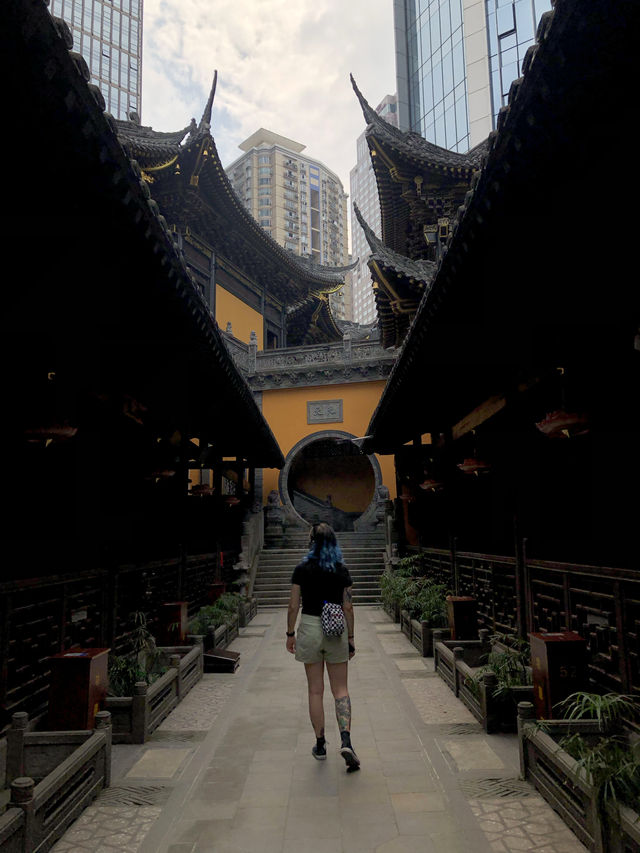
[[141, 0, 396, 195]]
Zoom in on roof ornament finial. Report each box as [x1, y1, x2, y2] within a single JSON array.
[[199, 70, 218, 133], [350, 73, 379, 127]]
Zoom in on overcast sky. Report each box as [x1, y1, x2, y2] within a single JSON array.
[[141, 0, 397, 206]]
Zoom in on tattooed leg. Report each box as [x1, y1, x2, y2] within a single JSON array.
[[335, 695, 351, 733]]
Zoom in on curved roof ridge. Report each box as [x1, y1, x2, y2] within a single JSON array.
[[353, 202, 437, 282], [351, 74, 487, 170]]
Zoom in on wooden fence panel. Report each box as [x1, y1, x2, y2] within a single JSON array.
[[421, 548, 640, 699]]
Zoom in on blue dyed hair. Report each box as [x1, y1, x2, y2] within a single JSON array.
[[305, 523, 343, 572]]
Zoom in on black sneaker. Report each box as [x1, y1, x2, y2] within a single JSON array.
[[339, 745, 360, 772], [312, 741, 327, 760]]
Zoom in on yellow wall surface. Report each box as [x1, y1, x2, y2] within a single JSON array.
[[260, 380, 396, 502], [215, 285, 264, 348]]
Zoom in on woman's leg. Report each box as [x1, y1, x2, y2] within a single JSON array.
[[326, 661, 350, 732], [304, 661, 325, 737], [327, 661, 360, 769]]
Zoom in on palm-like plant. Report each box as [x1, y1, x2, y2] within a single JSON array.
[[554, 692, 640, 813]]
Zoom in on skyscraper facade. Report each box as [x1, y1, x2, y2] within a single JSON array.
[[226, 128, 349, 293], [394, 0, 551, 151], [49, 0, 143, 120], [349, 94, 398, 326]]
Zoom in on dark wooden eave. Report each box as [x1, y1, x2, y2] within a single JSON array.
[[4, 0, 284, 469], [351, 75, 486, 261], [353, 203, 435, 349], [365, 0, 639, 452]]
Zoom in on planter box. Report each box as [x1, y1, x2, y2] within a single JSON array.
[[400, 612, 449, 656], [434, 633, 533, 732], [238, 597, 257, 627], [517, 704, 640, 853], [105, 644, 203, 744], [1, 711, 111, 853]]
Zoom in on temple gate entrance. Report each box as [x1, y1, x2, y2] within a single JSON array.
[[279, 431, 381, 531]]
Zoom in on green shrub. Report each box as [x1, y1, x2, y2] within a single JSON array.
[[188, 593, 242, 635], [468, 634, 532, 698], [555, 692, 640, 812]]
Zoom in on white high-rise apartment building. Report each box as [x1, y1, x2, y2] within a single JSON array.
[[349, 94, 398, 326], [226, 129, 349, 273], [50, 0, 143, 120]]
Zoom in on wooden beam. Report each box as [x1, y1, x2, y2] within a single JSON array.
[[452, 376, 543, 440]]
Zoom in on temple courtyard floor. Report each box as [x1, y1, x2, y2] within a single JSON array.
[[52, 607, 587, 853]]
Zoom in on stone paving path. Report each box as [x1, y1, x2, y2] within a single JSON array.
[[52, 608, 587, 853]]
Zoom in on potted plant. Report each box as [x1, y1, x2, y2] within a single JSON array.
[[405, 577, 449, 656], [105, 611, 203, 743], [466, 635, 534, 732], [519, 692, 640, 853]]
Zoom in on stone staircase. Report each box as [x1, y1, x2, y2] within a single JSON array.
[[252, 530, 386, 608]]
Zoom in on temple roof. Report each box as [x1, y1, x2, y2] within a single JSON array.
[[351, 75, 486, 174], [114, 81, 354, 334], [353, 203, 436, 284], [364, 0, 638, 451], [6, 2, 283, 468], [351, 75, 486, 260], [353, 203, 435, 350]]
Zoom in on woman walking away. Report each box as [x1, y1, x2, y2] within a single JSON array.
[[285, 523, 359, 771]]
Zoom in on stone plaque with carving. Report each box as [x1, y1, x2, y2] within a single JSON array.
[[307, 399, 343, 424]]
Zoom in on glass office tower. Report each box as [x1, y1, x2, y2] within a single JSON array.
[[50, 0, 143, 120], [395, 0, 551, 151]]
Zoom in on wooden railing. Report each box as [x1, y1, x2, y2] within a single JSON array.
[[417, 547, 640, 698], [0, 555, 217, 722]]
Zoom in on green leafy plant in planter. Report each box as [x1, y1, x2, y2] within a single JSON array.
[[188, 593, 242, 635], [467, 634, 532, 699], [108, 611, 166, 696], [553, 692, 640, 814], [410, 578, 448, 625]]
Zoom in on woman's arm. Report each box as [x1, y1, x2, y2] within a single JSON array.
[[286, 584, 301, 654], [343, 585, 355, 658]]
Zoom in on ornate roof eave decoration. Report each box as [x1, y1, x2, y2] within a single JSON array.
[[353, 203, 435, 349], [114, 74, 353, 306], [350, 75, 487, 258], [350, 75, 486, 176], [286, 292, 344, 346]]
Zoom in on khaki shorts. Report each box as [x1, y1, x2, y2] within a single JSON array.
[[295, 613, 348, 664]]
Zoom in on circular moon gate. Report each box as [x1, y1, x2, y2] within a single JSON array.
[[279, 430, 382, 531]]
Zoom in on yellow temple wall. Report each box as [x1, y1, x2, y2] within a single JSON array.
[[215, 285, 264, 348], [260, 380, 396, 502]]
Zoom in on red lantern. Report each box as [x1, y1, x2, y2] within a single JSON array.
[[535, 409, 589, 439], [457, 457, 491, 476]]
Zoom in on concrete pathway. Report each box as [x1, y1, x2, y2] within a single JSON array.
[[52, 608, 587, 853]]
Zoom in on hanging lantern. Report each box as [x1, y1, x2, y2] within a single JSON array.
[[24, 424, 78, 446], [535, 409, 589, 439], [457, 457, 491, 476], [418, 473, 444, 492]]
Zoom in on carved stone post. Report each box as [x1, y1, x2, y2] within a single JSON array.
[[132, 681, 148, 744], [169, 654, 182, 699], [248, 330, 258, 375], [517, 701, 536, 780], [342, 329, 352, 360], [6, 712, 29, 781], [481, 671, 499, 733], [94, 710, 112, 787], [10, 777, 35, 850], [453, 646, 465, 696]]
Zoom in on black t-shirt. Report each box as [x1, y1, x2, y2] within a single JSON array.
[[291, 558, 353, 616]]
